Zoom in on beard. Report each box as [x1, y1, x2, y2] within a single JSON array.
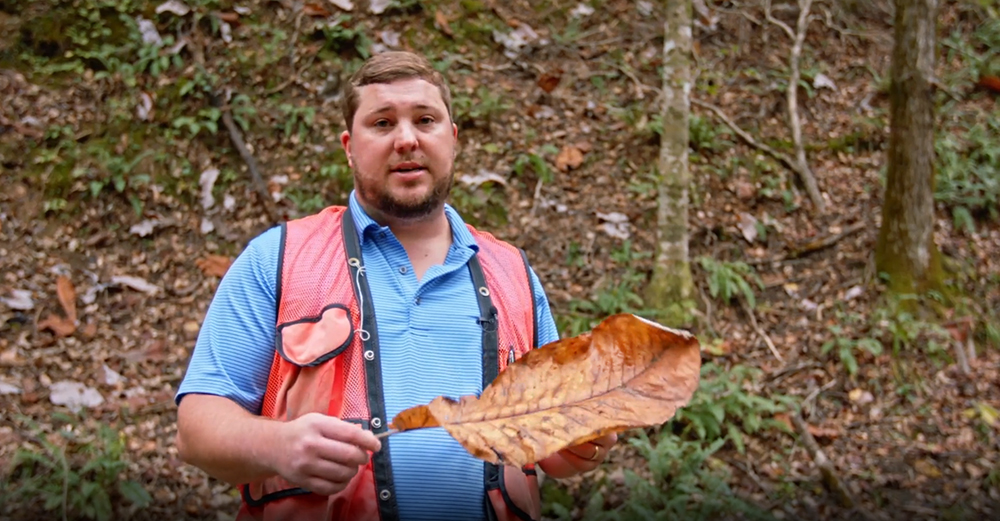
[[354, 169, 454, 221]]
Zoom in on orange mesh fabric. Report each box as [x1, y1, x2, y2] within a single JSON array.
[[468, 227, 536, 376], [261, 206, 370, 422]]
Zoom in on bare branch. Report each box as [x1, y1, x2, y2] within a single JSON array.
[[790, 410, 875, 520], [213, 92, 280, 224], [190, 26, 279, 224], [691, 98, 799, 173], [764, 0, 826, 214], [764, 0, 796, 40], [739, 297, 783, 363], [265, 7, 307, 96]]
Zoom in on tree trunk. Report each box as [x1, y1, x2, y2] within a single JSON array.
[[875, 0, 941, 294], [647, 0, 694, 320]]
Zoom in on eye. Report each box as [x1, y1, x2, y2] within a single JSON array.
[[374, 119, 391, 128], [418, 116, 435, 125]]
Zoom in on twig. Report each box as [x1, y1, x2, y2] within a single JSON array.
[[747, 221, 866, 265], [59, 445, 69, 521], [603, 60, 657, 100], [692, 98, 801, 181], [375, 429, 398, 440], [786, 221, 866, 258], [802, 378, 838, 415], [697, 284, 714, 335], [817, 4, 888, 43], [530, 179, 544, 216], [189, 29, 278, 224], [952, 336, 971, 376], [213, 92, 279, 224], [739, 297, 783, 362], [767, 360, 821, 385], [726, 456, 772, 494], [789, 410, 870, 515], [265, 7, 306, 96], [764, 0, 825, 214]]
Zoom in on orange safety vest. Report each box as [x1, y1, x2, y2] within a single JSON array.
[[236, 205, 543, 521]]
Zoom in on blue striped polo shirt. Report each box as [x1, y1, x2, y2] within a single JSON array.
[[176, 191, 559, 520]]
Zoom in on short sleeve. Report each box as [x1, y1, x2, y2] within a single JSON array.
[[175, 226, 283, 413]]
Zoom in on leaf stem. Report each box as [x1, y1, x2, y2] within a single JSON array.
[[375, 429, 399, 440]]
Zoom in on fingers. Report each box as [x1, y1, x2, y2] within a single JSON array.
[[318, 419, 382, 454], [300, 413, 381, 454], [297, 458, 365, 496], [569, 443, 601, 462], [562, 433, 620, 467], [311, 438, 373, 468], [274, 414, 384, 494], [591, 433, 618, 450]]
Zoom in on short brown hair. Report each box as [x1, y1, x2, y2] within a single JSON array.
[[342, 51, 453, 132]]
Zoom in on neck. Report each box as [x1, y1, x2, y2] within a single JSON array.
[[359, 202, 450, 243], [356, 201, 453, 281]]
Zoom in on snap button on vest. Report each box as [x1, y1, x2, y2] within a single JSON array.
[[379, 489, 391, 501], [371, 417, 382, 429], [364, 350, 375, 361]]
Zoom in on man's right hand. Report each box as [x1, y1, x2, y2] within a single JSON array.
[[271, 413, 383, 496]]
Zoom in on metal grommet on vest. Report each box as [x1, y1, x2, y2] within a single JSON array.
[[364, 350, 375, 361], [371, 417, 382, 429], [379, 489, 391, 501], [478, 286, 490, 297]]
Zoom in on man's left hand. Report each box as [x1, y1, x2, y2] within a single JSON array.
[[536, 433, 618, 479]]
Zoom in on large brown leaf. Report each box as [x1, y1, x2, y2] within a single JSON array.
[[389, 313, 701, 467]]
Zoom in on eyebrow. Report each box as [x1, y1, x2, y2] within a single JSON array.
[[368, 103, 442, 115]]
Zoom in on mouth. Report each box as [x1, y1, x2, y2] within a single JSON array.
[[390, 162, 426, 175]]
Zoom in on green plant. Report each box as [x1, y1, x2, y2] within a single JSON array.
[[512, 145, 558, 184], [277, 103, 316, 141], [451, 85, 510, 128], [547, 433, 775, 521], [689, 114, 730, 152], [626, 166, 662, 197], [935, 107, 1000, 229], [675, 363, 794, 454], [284, 188, 327, 213], [558, 242, 652, 337], [616, 103, 661, 142], [83, 146, 155, 198], [821, 324, 884, 376], [320, 15, 372, 59], [697, 257, 763, 309], [171, 107, 222, 138], [872, 297, 952, 358], [448, 183, 508, 228], [2, 415, 151, 521], [934, 12, 1000, 229]]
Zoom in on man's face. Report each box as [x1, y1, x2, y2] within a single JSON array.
[[341, 77, 458, 221]]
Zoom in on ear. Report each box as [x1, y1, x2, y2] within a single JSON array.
[[340, 130, 353, 168], [452, 123, 458, 141]]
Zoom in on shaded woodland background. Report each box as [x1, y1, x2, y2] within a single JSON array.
[[0, 0, 998, 520]]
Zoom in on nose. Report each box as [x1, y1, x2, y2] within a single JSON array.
[[393, 121, 418, 154]]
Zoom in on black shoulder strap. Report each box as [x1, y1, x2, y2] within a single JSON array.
[[341, 206, 401, 521]]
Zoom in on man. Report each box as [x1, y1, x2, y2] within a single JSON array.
[[175, 51, 616, 521]]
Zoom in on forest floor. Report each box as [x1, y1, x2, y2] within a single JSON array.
[[1, 0, 999, 520]]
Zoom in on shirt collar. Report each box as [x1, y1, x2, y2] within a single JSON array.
[[347, 190, 479, 252]]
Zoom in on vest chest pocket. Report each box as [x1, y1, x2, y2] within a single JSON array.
[[276, 303, 354, 366]]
